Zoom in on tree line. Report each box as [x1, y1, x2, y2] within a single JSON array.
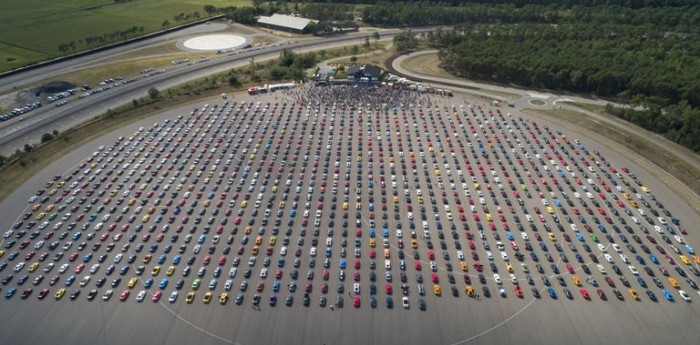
[[415, 5, 700, 152]]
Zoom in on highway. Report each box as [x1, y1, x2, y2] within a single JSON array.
[[0, 26, 439, 156]]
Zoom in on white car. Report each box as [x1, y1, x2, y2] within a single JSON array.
[[402, 297, 409, 309], [494, 274, 502, 284], [679, 290, 691, 302], [58, 263, 69, 273], [136, 290, 147, 302], [169, 291, 178, 303], [385, 260, 391, 269]]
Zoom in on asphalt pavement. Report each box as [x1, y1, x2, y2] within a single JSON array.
[[0, 84, 699, 345]]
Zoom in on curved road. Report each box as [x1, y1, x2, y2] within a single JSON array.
[[0, 27, 440, 156], [391, 50, 700, 211]]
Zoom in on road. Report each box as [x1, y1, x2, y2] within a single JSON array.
[[390, 50, 700, 213], [0, 26, 440, 156]]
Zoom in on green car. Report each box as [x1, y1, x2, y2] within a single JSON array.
[[590, 234, 599, 243], [192, 278, 201, 290]]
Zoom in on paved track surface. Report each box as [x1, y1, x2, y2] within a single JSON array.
[[0, 84, 699, 345]]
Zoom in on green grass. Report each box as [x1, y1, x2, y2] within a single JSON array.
[[0, 0, 251, 72]]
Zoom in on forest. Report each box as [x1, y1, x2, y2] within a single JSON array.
[[360, 2, 700, 152]]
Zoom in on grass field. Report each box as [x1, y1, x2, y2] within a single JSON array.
[[0, 0, 251, 72]]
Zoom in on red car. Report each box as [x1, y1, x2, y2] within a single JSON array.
[[414, 261, 422, 271], [431, 272, 439, 283], [580, 288, 590, 300], [596, 289, 607, 300], [37, 288, 50, 300], [120, 290, 130, 301], [353, 296, 360, 308], [385, 284, 393, 295], [152, 291, 162, 302]]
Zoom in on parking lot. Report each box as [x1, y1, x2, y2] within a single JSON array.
[[0, 84, 699, 345]]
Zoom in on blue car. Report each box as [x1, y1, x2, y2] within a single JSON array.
[[83, 253, 93, 262], [370, 295, 377, 308], [386, 296, 393, 308], [65, 275, 76, 286], [662, 289, 674, 302], [339, 259, 346, 270], [505, 232, 514, 241], [144, 278, 154, 289], [684, 245, 694, 255], [382, 229, 389, 238], [158, 254, 166, 264], [172, 255, 181, 265], [636, 277, 647, 288], [649, 255, 659, 265], [576, 232, 585, 242], [369, 229, 375, 238], [547, 287, 557, 299], [5, 287, 17, 298], [159, 278, 168, 289], [272, 281, 280, 292]]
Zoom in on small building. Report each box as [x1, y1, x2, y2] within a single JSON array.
[[346, 64, 383, 82], [257, 14, 317, 34]]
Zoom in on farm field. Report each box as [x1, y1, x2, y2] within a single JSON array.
[[0, 0, 251, 72]]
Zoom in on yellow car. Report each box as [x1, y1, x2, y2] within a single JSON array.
[[505, 263, 513, 273], [166, 266, 175, 276], [255, 236, 263, 245], [152, 265, 160, 276], [485, 213, 492, 222], [219, 293, 229, 305], [465, 285, 474, 297], [641, 186, 650, 193], [628, 289, 639, 300], [546, 207, 554, 214], [35, 212, 46, 221], [128, 277, 138, 288], [142, 215, 150, 223], [241, 201, 247, 208], [679, 256, 690, 265], [46, 204, 55, 211], [435, 169, 441, 176], [143, 254, 152, 264], [411, 240, 418, 249], [393, 196, 399, 204], [460, 262, 468, 272], [356, 202, 361, 210], [203, 292, 212, 304], [342, 203, 349, 210], [186, 292, 195, 304], [417, 197, 423, 204], [0, 250, 5, 258], [694, 256, 700, 265], [128, 198, 137, 206], [28, 262, 39, 273], [549, 233, 557, 241], [622, 193, 631, 200], [629, 201, 638, 208], [269, 236, 276, 245], [55, 288, 66, 300], [572, 276, 581, 286], [669, 277, 680, 288], [369, 239, 376, 248], [279, 201, 285, 209], [272, 186, 278, 192], [433, 284, 442, 296]]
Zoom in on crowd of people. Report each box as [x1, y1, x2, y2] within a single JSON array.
[[281, 83, 442, 110]]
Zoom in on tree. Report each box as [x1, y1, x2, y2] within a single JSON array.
[[372, 31, 380, 43], [228, 74, 241, 87], [41, 133, 55, 143], [24, 144, 33, 153], [162, 20, 171, 28], [148, 88, 160, 100], [204, 5, 217, 17], [350, 56, 358, 63]]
